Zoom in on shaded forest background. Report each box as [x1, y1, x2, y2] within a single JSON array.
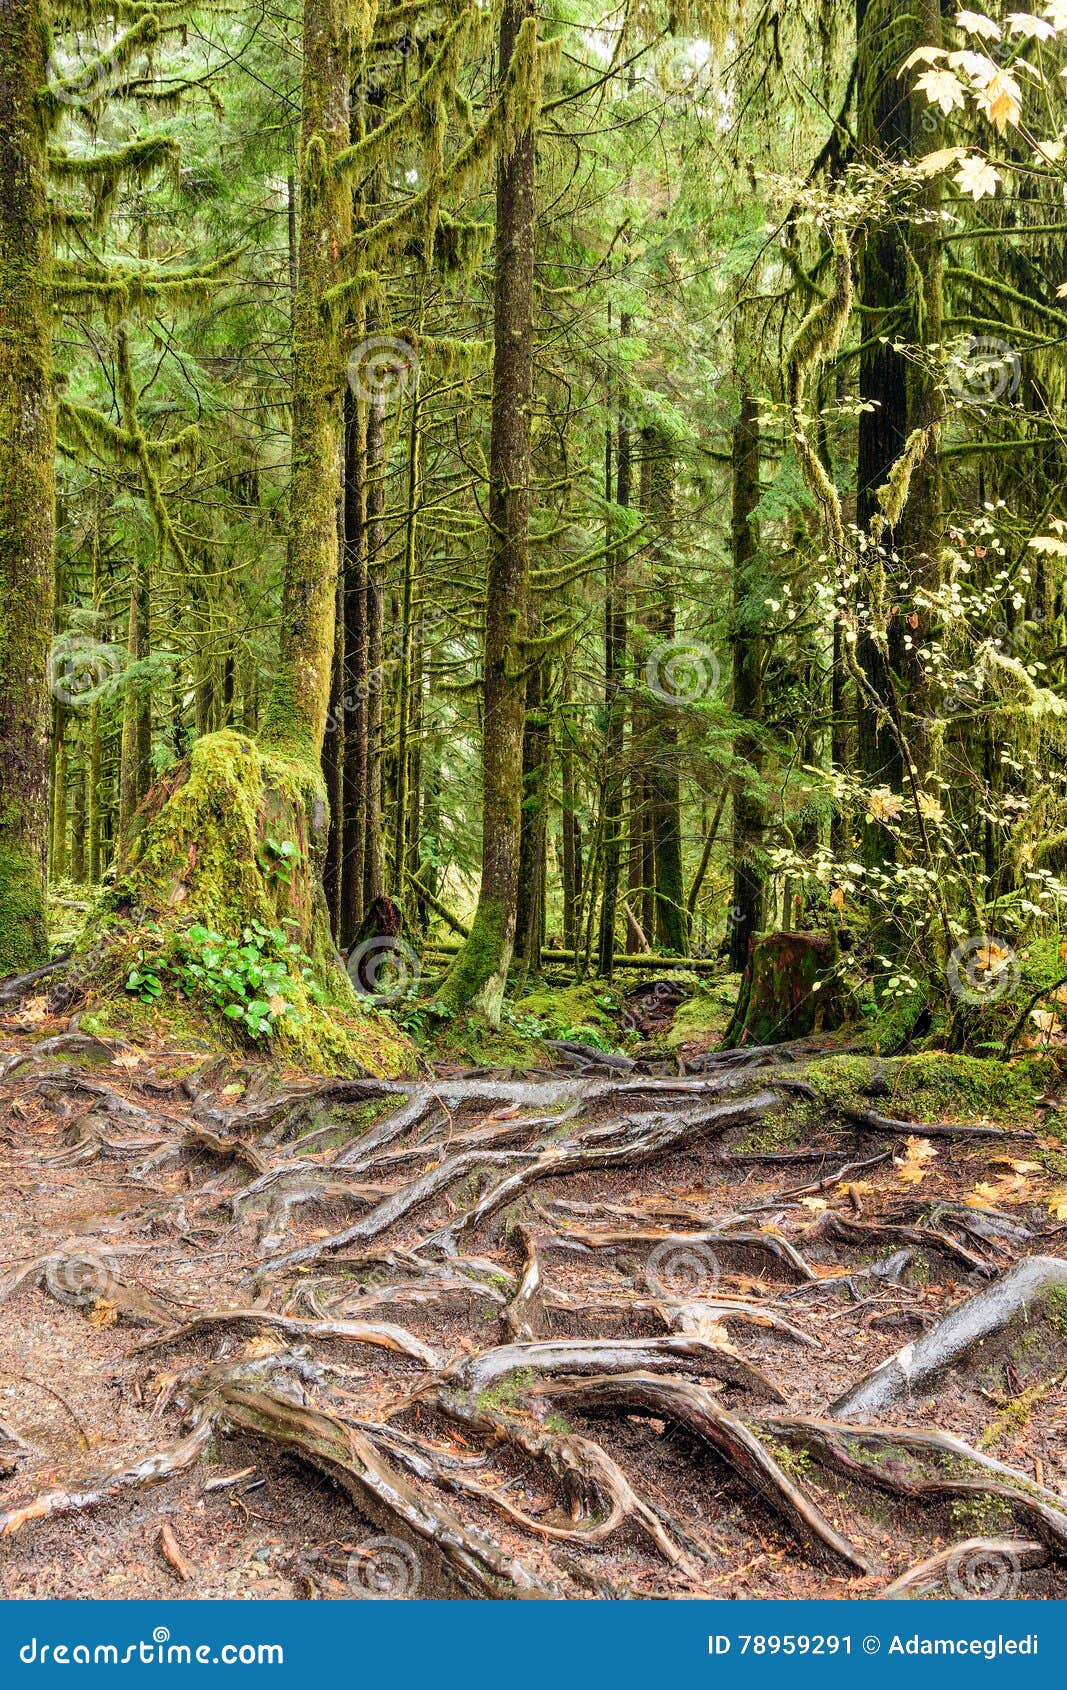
[[4, 0, 1067, 1065]]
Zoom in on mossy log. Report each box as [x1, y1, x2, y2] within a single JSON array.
[[75, 730, 414, 1077], [724, 931, 849, 1048]]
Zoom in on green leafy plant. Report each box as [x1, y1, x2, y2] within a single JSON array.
[[124, 920, 324, 1041], [257, 836, 299, 886]]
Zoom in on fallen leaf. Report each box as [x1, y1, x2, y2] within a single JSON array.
[[158, 1521, 193, 1582]]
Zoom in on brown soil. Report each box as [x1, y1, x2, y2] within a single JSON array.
[[1, 1004, 1066, 1602]]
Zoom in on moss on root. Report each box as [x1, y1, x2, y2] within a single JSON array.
[[76, 730, 416, 1078], [800, 1050, 1050, 1126]]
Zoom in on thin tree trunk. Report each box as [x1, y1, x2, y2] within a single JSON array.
[[641, 425, 686, 955], [339, 383, 368, 946], [363, 394, 386, 908], [441, 0, 538, 1022], [597, 386, 630, 977], [728, 394, 765, 972]]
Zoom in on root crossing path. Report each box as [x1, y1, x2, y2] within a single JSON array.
[[1, 1030, 1066, 1600]]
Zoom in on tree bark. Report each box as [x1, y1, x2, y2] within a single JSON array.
[[441, 0, 537, 1022], [641, 426, 686, 955], [260, 0, 353, 761], [0, 0, 55, 971], [728, 394, 765, 972]]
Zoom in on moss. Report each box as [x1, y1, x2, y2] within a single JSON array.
[[511, 981, 619, 1040], [476, 1366, 533, 1416], [415, 1008, 551, 1073], [666, 982, 741, 1051], [438, 897, 510, 1025], [798, 1050, 1048, 1126], [75, 731, 415, 1078], [0, 843, 51, 973]]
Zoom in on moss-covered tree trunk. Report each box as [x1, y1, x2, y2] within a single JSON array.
[[338, 380, 368, 947], [0, 0, 55, 973], [259, 0, 352, 761], [597, 390, 630, 977], [440, 0, 537, 1023], [641, 424, 687, 956], [728, 393, 766, 971]]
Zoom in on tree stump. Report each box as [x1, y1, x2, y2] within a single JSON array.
[[724, 931, 848, 1048]]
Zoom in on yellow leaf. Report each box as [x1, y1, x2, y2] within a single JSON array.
[[895, 1135, 937, 1184]]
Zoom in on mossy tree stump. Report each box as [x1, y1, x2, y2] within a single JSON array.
[[77, 730, 414, 1076], [724, 931, 848, 1048]]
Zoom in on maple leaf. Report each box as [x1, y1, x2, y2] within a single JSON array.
[[800, 1195, 829, 1212], [917, 789, 946, 823], [1006, 10, 1057, 36], [829, 886, 846, 911], [895, 1136, 938, 1184], [902, 45, 949, 70], [955, 155, 1001, 199], [956, 8, 1002, 33], [916, 145, 970, 175], [1049, 1190, 1067, 1220], [979, 71, 1022, 130], [868, 785, 904, 822], [916, 68, 968, 113]]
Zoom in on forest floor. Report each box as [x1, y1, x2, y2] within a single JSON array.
[[2, 977, 1067, 1602]]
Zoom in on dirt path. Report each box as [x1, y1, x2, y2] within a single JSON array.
[[2, 1018, 1067, 1601]]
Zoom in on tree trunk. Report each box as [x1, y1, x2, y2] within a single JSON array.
[[440, 0, 538, 1023], [363, 393, 386, 910], [725, 932, 849, 1047], [640, 426, 687, 955], [728, 394, 766, 972], [0, 0, 55, 972], [118, 551, 151, 839], [339, 382, 368, 946], [260, 0, 353, 760], [597, 394, 630, 976]]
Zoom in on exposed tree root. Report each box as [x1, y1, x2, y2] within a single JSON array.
[[140, 1309, 445, 1369], [199, 1374, 560, 1598], [831, 1256, 1067, 1417], [534, 1371, 872, 1574], [880, 1537, 1047, 1599], [0, 1420, 213, 1538]]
